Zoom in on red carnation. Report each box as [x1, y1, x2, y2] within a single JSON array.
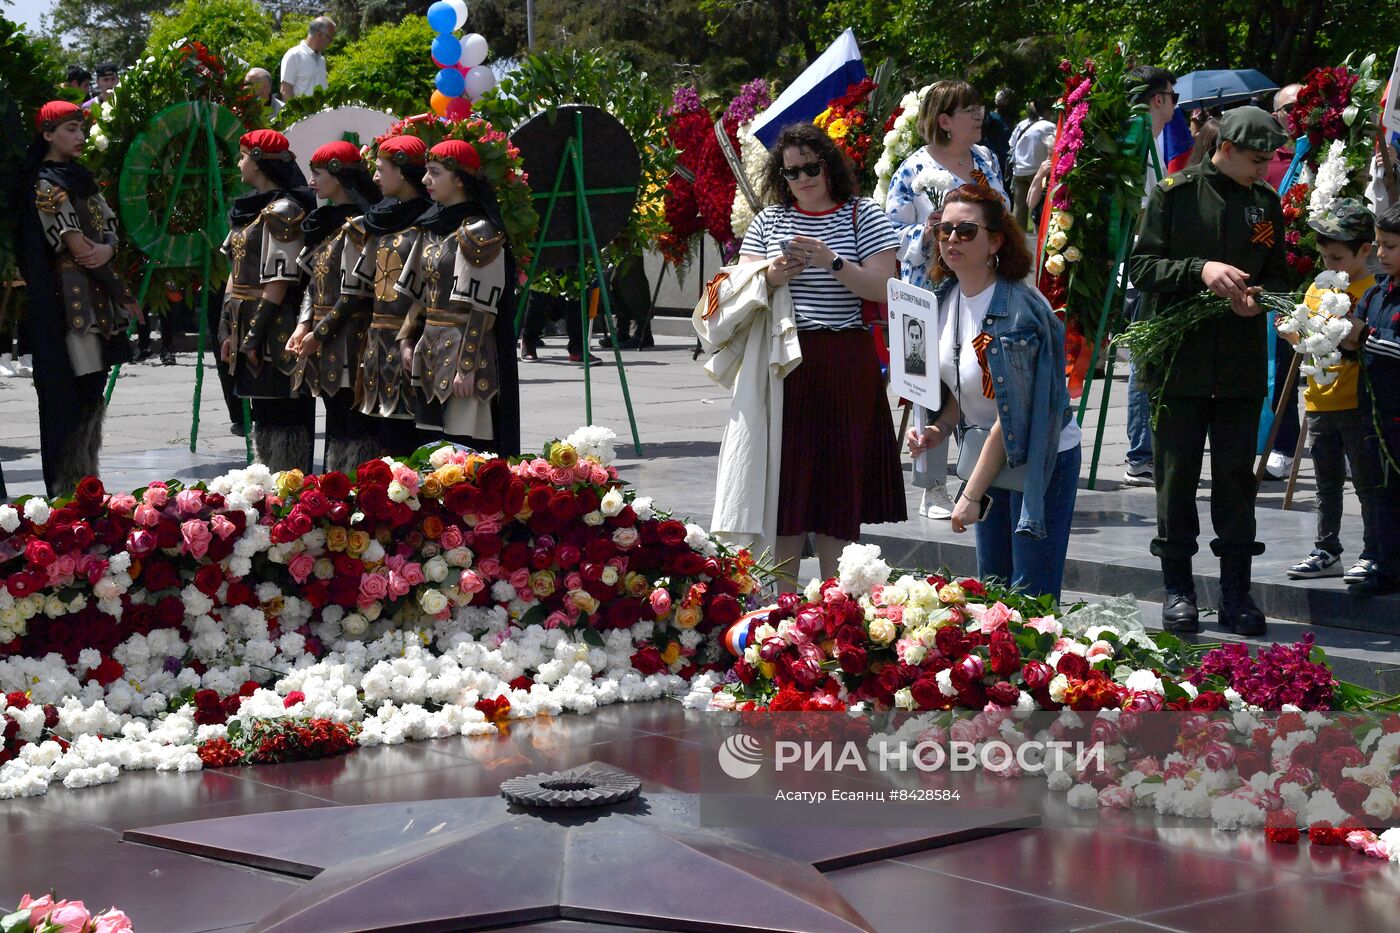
[[630, 645, 667, 676], [84, 657, 124, 686]]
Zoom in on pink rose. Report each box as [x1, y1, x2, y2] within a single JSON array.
[[529, 459, 552, 480], [648, 588, 672, 616], [92, 908, 135, 933], [564, 571, 583, 590], [400, 562, 425, 586], [390, 464, 420, 493], [1099, 785, 1135, 809], [949, 718, 980, 745], [142, 483, 169, 508], [548, 466, 573, 486], [459, 570, 485, 594], [591, 464, 610, 485], [181, 520, 212, 559], [612, 527, 639, 550], [19, 894, 55, 926], [476, 557, 502, 579], [980, 601, 1013, 632], [107, 493, 137, 515], [175, 488, 205, 516], [47, 900, 90, 933], [126, 529, 157, 555], [55, 554, 79, 578], [133, 503, 161, 527], [474, 518, 502, 536], [287, 551, 316, 584], [508, 568, 531, 590], [358, 573, 389, 603], [543, 610, 569, 629], [438, 526, 463, 550], [210, 514, 238, 540], [1025, 616, 1062, 636], [386, 571, 410, 598]]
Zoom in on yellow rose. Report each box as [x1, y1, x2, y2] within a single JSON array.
[[675, 604, 703, 629], [660, 641, 681, 666], [276, 469, 305, 498], [347, 530, 371, 558], [759, 660, 775, 680], [549, 443, 579, 469], [570, 589, 599, 615], [530, 570, 557, 599], [434, 464, 465, 487], [326, 526, 349, 552], [937, 583, 966, 606], [624, 572, 650, 598], [421, 476, 444, 500]]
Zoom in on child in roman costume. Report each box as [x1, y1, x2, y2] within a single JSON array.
[[288, 140, 383, 472], [395, 139, 519, 455], [17, 100, 140, 496], [219, 129, 318, 473]]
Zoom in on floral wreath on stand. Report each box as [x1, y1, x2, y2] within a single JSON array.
[[657, 86, 711, 270]]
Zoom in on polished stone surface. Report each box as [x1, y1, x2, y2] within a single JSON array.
[[2, 701, 1396, 932]]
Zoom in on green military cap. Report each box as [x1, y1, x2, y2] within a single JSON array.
[[1218, 106, 1289, 152], [1307, 197, 1375, 241]]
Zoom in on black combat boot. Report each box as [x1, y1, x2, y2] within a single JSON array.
[[1160, 559, 1199, 634], [1219, 556, 1267, 637]]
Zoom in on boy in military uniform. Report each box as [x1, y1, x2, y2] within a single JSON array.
[[1129, 106, 1291, 636]]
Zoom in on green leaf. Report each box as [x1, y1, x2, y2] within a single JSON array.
[[1343, 103, 1359, 127], [2, 910, 32, 933], [581, 627, 606, 648]]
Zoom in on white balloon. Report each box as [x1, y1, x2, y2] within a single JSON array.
[[464, 66, 496, 100], [460, 33, 489, 68], [447, 0, 469, 31]]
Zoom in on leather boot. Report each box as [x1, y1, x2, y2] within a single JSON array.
[[1219, 555, 1267, 637], [1160, 559, 1199, 634]]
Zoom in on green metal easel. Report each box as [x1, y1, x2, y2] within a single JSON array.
[[512, 108, 644, 455]]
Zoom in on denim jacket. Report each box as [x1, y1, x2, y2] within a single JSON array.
[[933, 276, 1075, 539]]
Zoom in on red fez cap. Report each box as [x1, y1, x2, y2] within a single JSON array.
[[378, 134, 428, 166], [36, 100, 83, 133], [239, 129, 293, 161], [427, 139, 481, 174], [310, 140, 362, 171]]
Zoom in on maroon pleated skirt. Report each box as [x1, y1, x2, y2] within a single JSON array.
[[778, 328, 907, 540]]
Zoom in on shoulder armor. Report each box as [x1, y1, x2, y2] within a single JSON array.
[[456, 215, 506, 266], [34, 180, 67, 214], [344, 216, 368, 249], [263, 198, 307, 243]]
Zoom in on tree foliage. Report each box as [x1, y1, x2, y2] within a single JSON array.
[[45, 0, 172, 67]]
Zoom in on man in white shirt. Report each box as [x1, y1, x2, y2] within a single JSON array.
[[280, 16, 335, 100], [1008, 98, 1056, 226]]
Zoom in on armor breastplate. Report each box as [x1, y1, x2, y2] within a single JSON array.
[[227, 219, 266, 289], [370, 230, 419, 316]]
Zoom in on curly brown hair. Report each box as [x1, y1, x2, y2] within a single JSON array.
[[931, 184, 1033, 283], [759, 122, 857, 207]]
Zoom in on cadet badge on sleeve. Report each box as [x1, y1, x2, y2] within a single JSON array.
[[1246, 206, 1275, 248]]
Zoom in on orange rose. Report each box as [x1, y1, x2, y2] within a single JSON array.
[[421, 476, 444, 499], [421, 515, 445, 539]]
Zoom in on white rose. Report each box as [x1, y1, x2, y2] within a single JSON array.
[[894, 687, 916, 711], [418, 588, 449, 615], [387, 480, 411, 503], [600, 566, 620, 587], [599, 487, 625, 517], [90, 131, 109, 152], [1049, 673, 1069, 703], [867, 617, 897, 646], [1044, 254, 1067, 276], [1052, 211, 1074, 230], [1047, 230, 1069, 251], [582, 510, 604, 526], [1063, 246, 1082, 263], [424, 556, 449, 583], [1363, 785, 1398, 821], [341, 614, 368, 637]]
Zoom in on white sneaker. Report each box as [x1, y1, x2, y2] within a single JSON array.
[[920, 484, 954, 520], [1263, 450, 1292, 481], [0, 354, 14, 378], [13, 354, 32, 377]]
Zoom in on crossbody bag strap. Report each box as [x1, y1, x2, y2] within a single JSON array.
[[952, 289, 966, 440]]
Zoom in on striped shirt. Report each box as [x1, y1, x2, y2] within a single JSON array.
[[740, 197, 899, 330]]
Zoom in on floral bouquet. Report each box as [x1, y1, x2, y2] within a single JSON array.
[[1288, 56, 1384, 151], [1275, 270, 1355, 385], [814, 78, 879, 184], [658, 85, 712, 268], [1280, 182, 1316, 277], [3, 896, 131, 932], [909, 165, 956, 213], [872, 84, 931, 205]]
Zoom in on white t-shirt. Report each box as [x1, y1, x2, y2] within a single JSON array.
[[938, 284, 1081, 452], [280, 41, 328, 98], [1010, 119, 1056, 177]]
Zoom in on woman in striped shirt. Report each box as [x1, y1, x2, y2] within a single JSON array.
[[738, 122, 906, 591]]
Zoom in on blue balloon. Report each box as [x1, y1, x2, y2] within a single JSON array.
[[434, 67, 466, 98], [426, 1, 456, 34], [431, 34, 462, 67]]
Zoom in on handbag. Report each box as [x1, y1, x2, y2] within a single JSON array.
[[950, 290, 1028, 492]]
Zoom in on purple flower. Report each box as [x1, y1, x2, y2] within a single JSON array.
[[668, 85, 703, 117], [725, 78, 772, 126]]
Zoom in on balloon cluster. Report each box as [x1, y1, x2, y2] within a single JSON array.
[[426, 0, 495, 120]]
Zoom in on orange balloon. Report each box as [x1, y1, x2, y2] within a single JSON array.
[[430, 90, 451, 116]]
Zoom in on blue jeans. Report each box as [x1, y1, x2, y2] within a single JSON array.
[[1124, 292, 1152, 468], [1268, 334, 1301, 457], [974, 444, 1081, 602]]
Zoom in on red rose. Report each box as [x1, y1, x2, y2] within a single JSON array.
[[142, 560, 180, 593], [557, 543, 582, 568], [24, 540, 56, 569], [84, 657, 124, 686], [299, 490, 330, 518], [657, 520, 687, 547], [1234, 750, 1267, 780], [443, 484, 476, 514], [475, 490, 503, 516], [988, 632, 1020, 677], [476, 460, 510, 493], [707, 594, 742, 628], [5, 691, 31, 710], [284, 508, 313, 537], [1189, 691, 1227, 713], [606, 599, 642, 629], [1056, 652, 1090, 680], [155, 596, 183, 626], [358, 485, 391, 519], [575, 487, 601, 514], [1335, 779, 1369, 815], [73, 475, 106, 505], [355, 460, 391, 485], [987, 681, 1021, 707], [933, 625, 963, 659], [630, 645, 667, 676], [500, 542, 530, 572], [1290, 742, 1318, 769], [225, 580, 257, 606], [670, 552, 705, 577], [1020, 660, 1054, 690], [959, 578, 986, 597], [194, 563, 224, 597], [547, 490, 576, 521], [837, 643, 867, 674], [320, 471, 352, 500], [526, 486, 553, 514]]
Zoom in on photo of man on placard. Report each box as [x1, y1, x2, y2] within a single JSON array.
[[904, 316, 927, 377]]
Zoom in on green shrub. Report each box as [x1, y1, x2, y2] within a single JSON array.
[[146, 0, 273, 70]]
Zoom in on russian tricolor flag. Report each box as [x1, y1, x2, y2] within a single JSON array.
[[750, 29, 866, 148], [1162, 109, 1194, 175]]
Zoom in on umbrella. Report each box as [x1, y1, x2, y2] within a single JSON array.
[[1174, 69, 1279, 109]]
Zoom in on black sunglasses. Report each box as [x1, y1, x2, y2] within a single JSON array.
[[780, 160, 824, 181], [932, 221, 983, 242], [1156, 91, 1180, 105]]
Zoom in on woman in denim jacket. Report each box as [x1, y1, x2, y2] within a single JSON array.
[[906, 185, 1081, 599]]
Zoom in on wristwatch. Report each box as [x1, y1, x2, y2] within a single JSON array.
[[830, 255, 845, 272]]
